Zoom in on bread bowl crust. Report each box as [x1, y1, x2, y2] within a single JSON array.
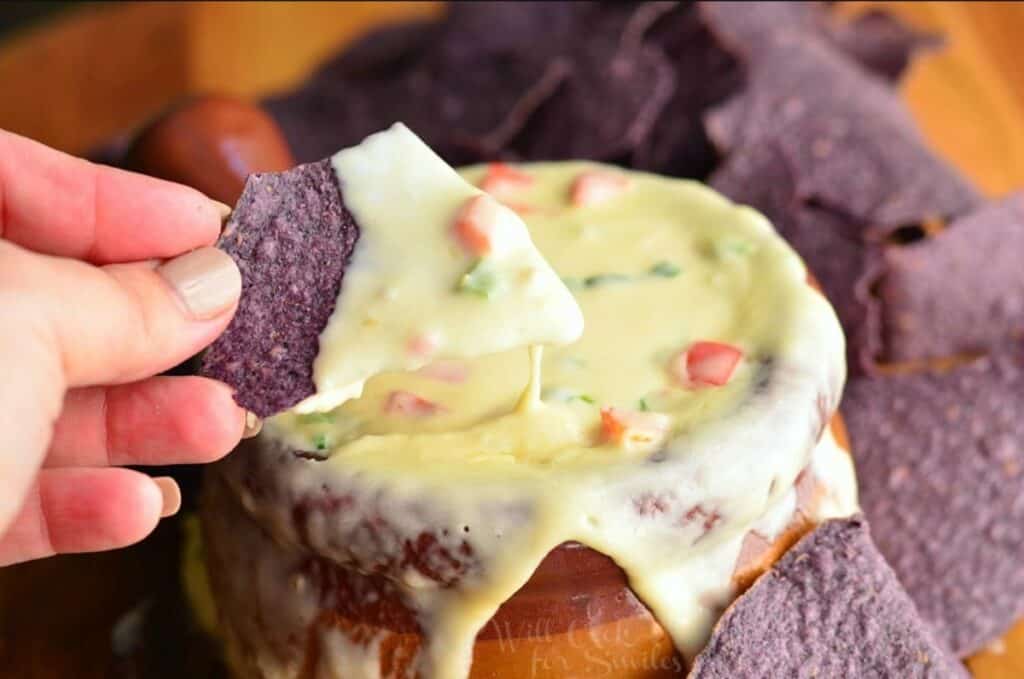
[[200, 415, 851, 679]]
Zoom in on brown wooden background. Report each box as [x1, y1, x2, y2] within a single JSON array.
[[1, 2, 1023, 677]]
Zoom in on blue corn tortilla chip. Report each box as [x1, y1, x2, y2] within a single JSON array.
[[702, 1, 939, 83], [407, 2, 582, 162], [262, 1, 936, 179], [200, 159, 359, 417], [784, 208, 884, 378], [265, 6, 576, 165], [262, 90, 359, 167], [690, 516, 967, 678], [841, 343, 1024, 656], [711, 141, 883, 375], [106, 2, 938, 183], [505, 35, 676, 163], [262, 3, 702, 173], [310, 19, 439, 82], [420, 2, 677, 163], [701, 1, 980, 236], [876, 194, 1024, 363], [827, 9, 942, 83], [630, 2, 742, 178]]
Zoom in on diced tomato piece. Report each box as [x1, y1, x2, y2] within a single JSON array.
[[453, 195, 501, 256], [570, 171, 630, 207], [384, 390, 445, 417], [417, 360, 469, 384], [600, 407, 671, 451], [670, 341, 743, 388], [407, 331, 441, 358], [480, 162, 534, 196], [688, 341, 743, 386], [600, 407, 626, 442]]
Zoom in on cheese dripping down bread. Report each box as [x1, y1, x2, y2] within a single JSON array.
[[199, 160, 855, 679]]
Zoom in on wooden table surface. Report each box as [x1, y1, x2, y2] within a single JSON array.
[[1, 2, 1023, 677]]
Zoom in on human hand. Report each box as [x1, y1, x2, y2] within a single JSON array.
[[0, 129, 257, 567]]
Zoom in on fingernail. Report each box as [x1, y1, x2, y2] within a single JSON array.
[[157, 246, 241, 320], [212, 200, 233, 222], [153, 477, 181, 518], [242, 411, 263, 439]]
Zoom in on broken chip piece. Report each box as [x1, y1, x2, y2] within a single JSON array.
[[876, 193, 1024, 363], [710, 140, 884, 376], [689, 515, 968, 678], [826, 9, 942, 83], [842, 344, 1024, 656], [701, 1, 980, 236]]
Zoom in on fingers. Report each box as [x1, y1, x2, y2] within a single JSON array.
[[0, 327, 65, 536], [46, 376, 248, 468], [0, 468, 180, 567], [0, 239, 240, 388], [0, 129, 229, 264]]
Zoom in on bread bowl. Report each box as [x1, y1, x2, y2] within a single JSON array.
[[133, 98, 856, 678]]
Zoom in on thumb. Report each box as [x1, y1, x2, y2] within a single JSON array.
[[0, 239, 241, 388]]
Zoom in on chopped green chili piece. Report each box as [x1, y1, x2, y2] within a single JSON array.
[[649, 261, 681, 278], [577, 394, 596, 405], [638, 398, 650, 411], [584, 273, 631, 288], [458, 260, 502, 298], [312, 433, 329, 451]]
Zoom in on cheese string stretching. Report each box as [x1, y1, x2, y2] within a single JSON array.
[[0, 129, 260, 567]]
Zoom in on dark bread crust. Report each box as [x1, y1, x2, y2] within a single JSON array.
[[201, 416, 850, 678], [200, 159, 360, 417]]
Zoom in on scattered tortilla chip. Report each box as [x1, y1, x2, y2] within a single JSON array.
[[264, 1, 938, 181], [311, 20, 439, 82], [267, 5, 578, 165], [422, 2, 677, 163], [508, 37, 675, 162], [632, 2, 743, 178], [200, 160, 359, 417], [699, 1, 939, 83], [841, 344, 1024, 656], [690, 516, 968, 678], [413, 3, 582, 161], [701, 1, 980, 236], [636, 0, 931, 182], [876, 194, 1024, 363], [711, 142, 882, 375], [827, 9, 943, 82], [263, 88, 374, 166], [261, 3, 708, 173], [787, 208, 884, 377]]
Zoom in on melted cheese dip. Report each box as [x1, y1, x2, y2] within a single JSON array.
[[218, 162, 855, 679], [295, 124, 583, 412]]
